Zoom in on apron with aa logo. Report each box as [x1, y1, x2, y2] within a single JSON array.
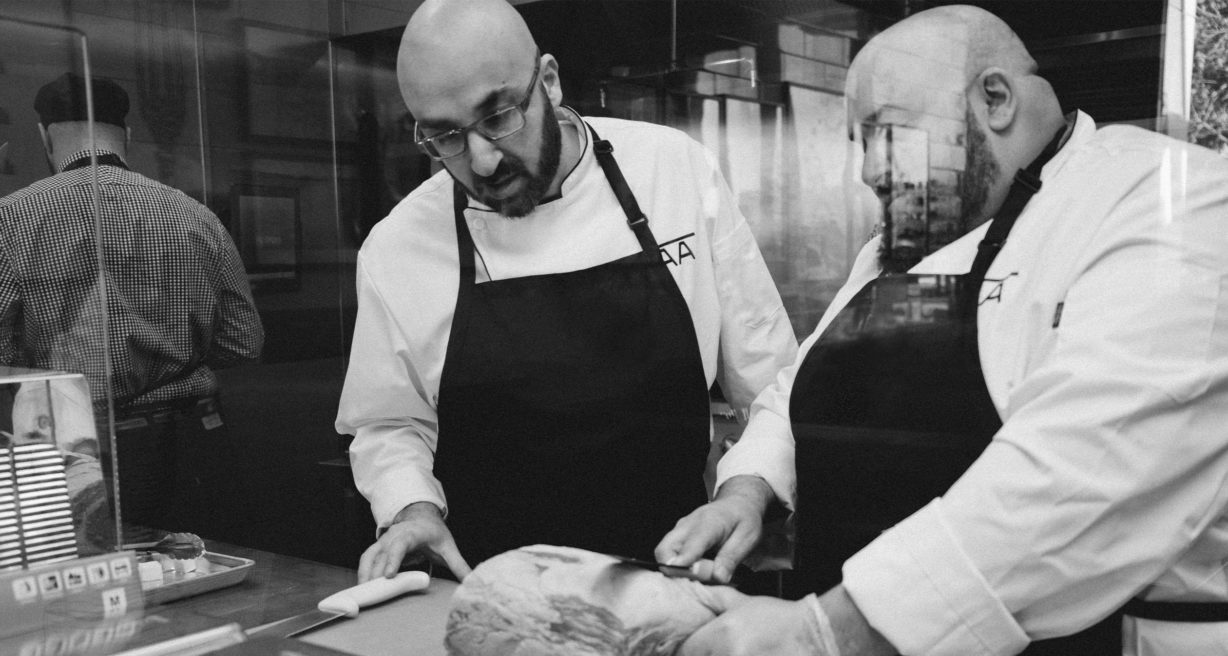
[[433, 125, 711, 567], [790, 127, 1122, 653]]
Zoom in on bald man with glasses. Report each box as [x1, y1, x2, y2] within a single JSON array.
[[336, 0, 797, 583]]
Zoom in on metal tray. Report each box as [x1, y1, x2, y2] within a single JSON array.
[[141, 551, 254, 606]]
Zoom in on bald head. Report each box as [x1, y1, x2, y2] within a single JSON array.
[[847, 5, 1038, 125], [850, 5, 1034, 94], [397, 0, 538, 117], [395, 0, 575, 218], [846, 5, 1067, 259]]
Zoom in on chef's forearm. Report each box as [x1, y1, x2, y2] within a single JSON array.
[[392, 500, 444, 524], [713, 474, 775, 515]]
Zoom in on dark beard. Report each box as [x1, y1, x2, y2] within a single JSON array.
[[457, 88, 562, 219], [959, 106, 1000, 231]]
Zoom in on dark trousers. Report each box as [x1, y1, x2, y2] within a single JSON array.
[[106, 396, 241, 544]]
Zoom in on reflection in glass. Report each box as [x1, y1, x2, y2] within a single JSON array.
[[0, 371, 114, 569], [862, 123, 930, 273], [0, 17, 120, 559]]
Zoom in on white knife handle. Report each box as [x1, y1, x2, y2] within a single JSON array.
[[318, 570, 431, 617]]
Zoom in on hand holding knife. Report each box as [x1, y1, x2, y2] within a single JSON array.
[[608, 555, 722, 584]]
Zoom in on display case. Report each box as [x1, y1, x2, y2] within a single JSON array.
[[0, 366, 255, 653], [0, 367, 111, 567]]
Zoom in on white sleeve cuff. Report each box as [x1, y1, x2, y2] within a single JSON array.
[[370, 478, 447, 529], [348, 427, 448, 528], [842, 499, 1029, 656], [714, 410, 796, 511]]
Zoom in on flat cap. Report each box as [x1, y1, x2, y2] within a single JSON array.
[[34, 72, 129, 128]]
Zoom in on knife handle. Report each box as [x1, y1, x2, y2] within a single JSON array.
[[684, 558, 717, 583], [660, 558, 719, 583], [318, 570, 431, 617]]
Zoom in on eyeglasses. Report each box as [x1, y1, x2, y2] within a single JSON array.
[[414, 52, 542, 161]]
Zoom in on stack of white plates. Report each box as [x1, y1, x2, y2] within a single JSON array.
[[0, 450, 17, 571], [1, 443, 78, 571]]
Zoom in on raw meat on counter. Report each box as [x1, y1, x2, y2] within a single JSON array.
[[445, 545, 745, 656]]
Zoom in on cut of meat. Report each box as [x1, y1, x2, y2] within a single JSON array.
[[445, 545, 745, 655]]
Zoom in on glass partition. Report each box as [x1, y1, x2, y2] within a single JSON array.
[[0, 16, 117, 560]]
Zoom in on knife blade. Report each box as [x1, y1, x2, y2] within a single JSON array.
[[246, 570, 431, 639], [606, 555, 720, 584]]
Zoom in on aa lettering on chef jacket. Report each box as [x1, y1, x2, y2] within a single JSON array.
[[978, 271, 1019, 306], [658, 232, 697, 267]]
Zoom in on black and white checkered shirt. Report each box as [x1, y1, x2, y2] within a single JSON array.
[[0, 149, 264, 412]]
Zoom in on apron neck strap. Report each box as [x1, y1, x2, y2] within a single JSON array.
[[587, 123, 658, 256], [966, 122, 1069, 284], [453, 182, 479, 284]]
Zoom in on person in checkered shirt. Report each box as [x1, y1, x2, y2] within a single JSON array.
[[0, 72, 264, 543]]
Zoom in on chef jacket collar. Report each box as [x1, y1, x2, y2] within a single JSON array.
[[555, 105, 589, 200], [908, 110, 1090, 276], [1047, 110, 1092, 174]]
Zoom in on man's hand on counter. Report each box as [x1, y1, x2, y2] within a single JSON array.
[[653, 475, 775, 585], [357, 501, 473, 583]]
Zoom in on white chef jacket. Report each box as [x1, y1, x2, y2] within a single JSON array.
[[336, 108, 797, 530], [721, 111, 1228, 655]]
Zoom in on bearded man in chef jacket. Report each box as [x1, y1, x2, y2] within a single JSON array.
[[335, 0, 797, 585], [663, 5, 1228, 656]]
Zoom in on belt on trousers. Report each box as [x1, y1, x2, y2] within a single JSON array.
[[1122, 597, 1228, 622], [113, 395, 219, 430]]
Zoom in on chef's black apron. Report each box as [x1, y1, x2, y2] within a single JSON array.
[[433, 125, 710, 569], [789, 128, 1122, 654]]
